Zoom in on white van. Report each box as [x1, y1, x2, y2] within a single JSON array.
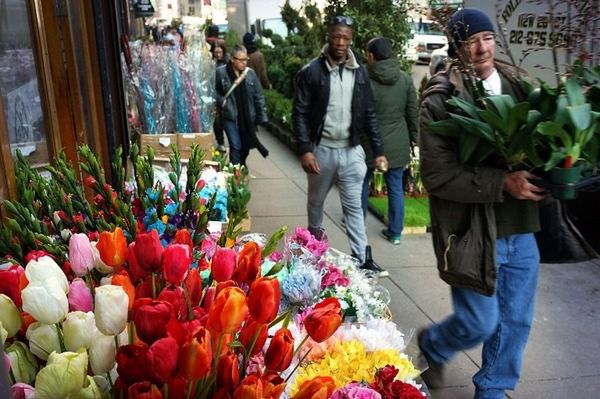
[[407, 18, 447, 64]]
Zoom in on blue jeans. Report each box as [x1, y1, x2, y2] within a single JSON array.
[[420, 233, 540, 399], [361, 167, 405, 236], [222, 119, 249, 165]]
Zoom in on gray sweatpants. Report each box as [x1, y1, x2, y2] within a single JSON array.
[[307, 145, 368, 263]]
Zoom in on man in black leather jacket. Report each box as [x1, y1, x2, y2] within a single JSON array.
[[292, 16, 388, 275]]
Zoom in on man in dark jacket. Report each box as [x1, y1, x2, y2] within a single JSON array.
[[216, 45, 269, 165], [418, 8, 546, 398], [243, 32, 272, 90], [292, 16, 388, 275], [361, 37, 419, 245]]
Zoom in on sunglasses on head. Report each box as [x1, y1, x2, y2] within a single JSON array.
[[331, 15, 353, 27]]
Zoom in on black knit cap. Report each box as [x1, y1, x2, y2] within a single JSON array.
[[447, 8, 495, 57], [367, 37, 393, 61], [243, 32, 255, 45]]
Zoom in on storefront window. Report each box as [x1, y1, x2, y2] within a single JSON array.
[[0, 0, 50, 168]]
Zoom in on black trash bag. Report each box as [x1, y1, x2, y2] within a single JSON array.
[[536, 198, 599, 263]]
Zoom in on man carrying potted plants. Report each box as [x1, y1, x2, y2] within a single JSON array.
[[417, 8, 546, 398]]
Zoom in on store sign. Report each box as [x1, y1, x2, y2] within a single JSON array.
[[134, 0, 155, 18]]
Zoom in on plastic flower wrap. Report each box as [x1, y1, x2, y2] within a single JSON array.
[[280, 263, 321, 308]]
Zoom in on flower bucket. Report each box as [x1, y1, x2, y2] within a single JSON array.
[[548, 164, 583, 200]]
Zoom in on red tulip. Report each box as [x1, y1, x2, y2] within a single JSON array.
[[158, 285, 187, 320], [201, 286, 216, 312], [96, 227, 127, 268], [178, 327, 212, 380], [185, 269, 202, 306], [211, 246, 237, 282], [213, 388, 233, 399], [147, 337, 179, 384], [238, 320, 268, 356], [173, 229, 193, 257], [24, 250, 50, 264], [262, 371, 286, 399], [0, 265, 27, 307], [162, 244, 190, 285], [165, 376, 189, 399], [112, 269, 136, 311], [126, 242, 149, 283], [292, 376, 336, 399], [134, 274, 161, 300], [264, 328, 294, 372], [217, 352, 240, 388], [248, 277, 280, 324], [167, 317, 202, 346], [133, 298, 173, 344], [232, 242, 261, 284], [304, 297, 342, 343], [206, 287, 248, 334], [116, 344, 150, 386], [128, 381, 163, 399], [134, 230, 164, 272]]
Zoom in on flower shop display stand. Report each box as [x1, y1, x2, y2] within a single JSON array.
[[137, 132, 214, 163]]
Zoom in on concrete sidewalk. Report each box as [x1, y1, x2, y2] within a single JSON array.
[[245, 128, 600, 399]]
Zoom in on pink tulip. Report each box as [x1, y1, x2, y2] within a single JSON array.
[[162, 244, 190, 285], [211, 247, 236, 282], [11, 383, 35, 399], [68, 278, 93, 312], [69, 233, 95, 276]]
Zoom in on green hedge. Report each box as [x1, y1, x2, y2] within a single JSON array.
[[264, 89, 293, 132]]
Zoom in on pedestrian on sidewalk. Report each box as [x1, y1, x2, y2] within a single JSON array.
[[292, 16, 388, 276], [417, 8, 545, 398], [212, 40, 229, 152], [361, 36, 419, 245], [243, 32, 273, 90], [216, 44, 269, 165]]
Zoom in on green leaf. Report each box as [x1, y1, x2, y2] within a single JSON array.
[[458, 134, 480, 164], [567, 103, 592, 132], [478, 109, 508, 136], [486, 95, 515, 121], [448, 114, 495, 143], [506, 102, 530, 138], [565, 77, 586, 106], [446, 96, 481, 120], [428, 119, 462, 137], [544, 150, 567, 171], [537, 121, 573, 149]]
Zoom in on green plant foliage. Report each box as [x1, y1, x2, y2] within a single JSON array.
[[368, 196, 431, 228], [263, 89, 293, 131]]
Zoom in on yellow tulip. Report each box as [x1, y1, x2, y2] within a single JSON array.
[[25, 322, 61, 361], [5, 341, 38, 384], [0, 294, 22, 338], [35, 349, 88, 398], [63, 311, 95, 352]]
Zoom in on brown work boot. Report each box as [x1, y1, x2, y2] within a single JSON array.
[[418, 328, 445, 389]]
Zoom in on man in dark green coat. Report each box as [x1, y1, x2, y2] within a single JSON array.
[[361, 37, 419, 244]]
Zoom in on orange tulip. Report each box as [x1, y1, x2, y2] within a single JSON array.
[[127, 381, 162, 399], [178, 327, 212, 380], [96, 227, 127, 268], [248, 277, 280, 324], [262, 371, 286, 399], [238, 320, 268, 356], [206, 287, 248, 334], [217, 352, 240, 389], [233, 372, 285, 399], [112, 269, 135, 311], [304, 297, 342, 343], [264, 328, 294, 372], [292, 376, 336, 399], [232, 242, 261, 284]]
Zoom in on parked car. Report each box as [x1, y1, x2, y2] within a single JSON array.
[[407, 18, 447, 64]]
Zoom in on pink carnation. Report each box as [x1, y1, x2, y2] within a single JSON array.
[[321, 263, 350, 288], [331, 383, 382, 399], [268, 251, 284, 262]]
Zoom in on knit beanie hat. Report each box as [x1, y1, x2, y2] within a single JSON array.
[[367, 37, 393, 61], [447, 8, 494, 57], [243, 32, 255, 45]]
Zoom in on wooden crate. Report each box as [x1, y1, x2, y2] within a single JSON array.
[[138, 133, 177, 159], [177, 132, 213, 160]]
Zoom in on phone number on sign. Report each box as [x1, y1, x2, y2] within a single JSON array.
[[509, 30, 573, 47]]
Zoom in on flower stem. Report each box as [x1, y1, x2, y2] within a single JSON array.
[[151, 272, 157, 299], [186, 380, 193, 399], [293, 334, 309, 359], [55, 323, 67, 352], [285, 346, 313, 383], [106, 371, 114, 392]]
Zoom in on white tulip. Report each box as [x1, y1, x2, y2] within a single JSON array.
[[0, 294, 22, 338], [22, 277, 68, 325], [88, 328, 116, 375], [25, 255, 68, 293], [26, 322, 61, 360], [63, 311, 95, 352], [94, 285, 128, 336]]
